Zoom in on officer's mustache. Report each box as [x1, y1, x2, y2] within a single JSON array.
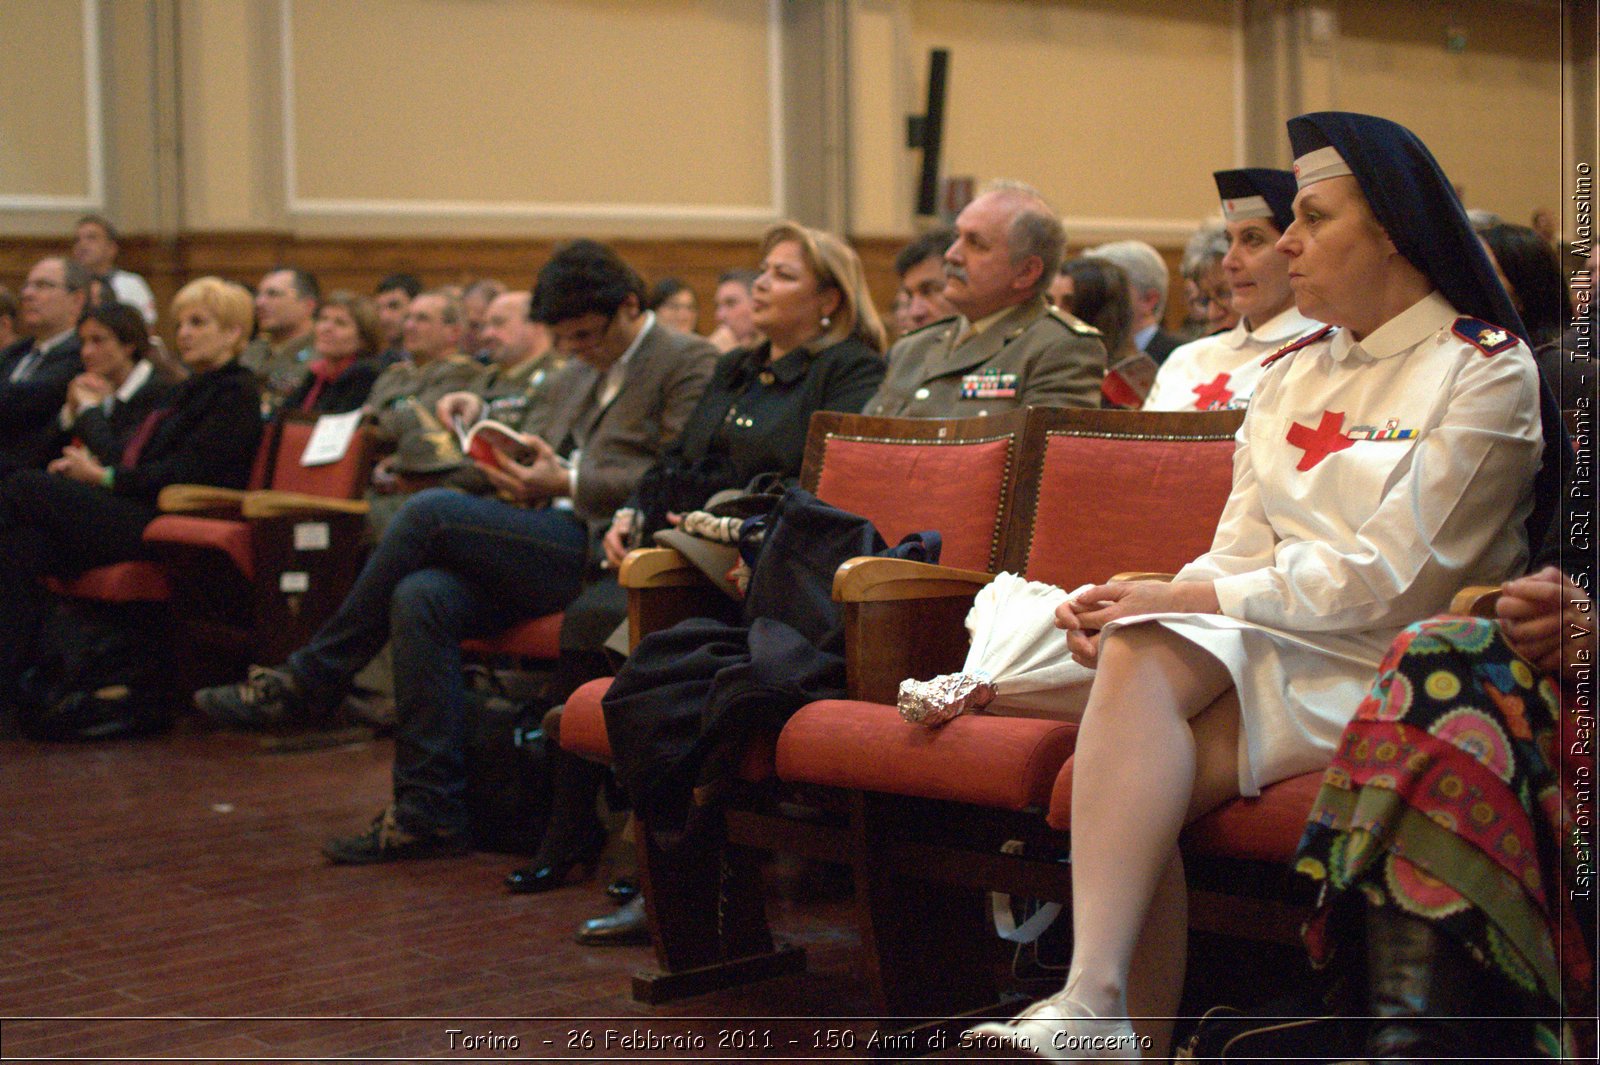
[[943, 264, 968, 283]]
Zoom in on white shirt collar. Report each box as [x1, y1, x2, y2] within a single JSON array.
[[114, 359, 154, 403], [1330, 290, 1455, 364], [614, 310, 654, 372], [1226, 305, 1324, 350]]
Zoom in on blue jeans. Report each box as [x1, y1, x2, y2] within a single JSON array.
[[286, 488, 589, 833]]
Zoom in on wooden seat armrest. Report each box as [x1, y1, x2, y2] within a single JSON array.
[[1450, 585, 1501, 618], [240, 491, 370, 519], [1112, 571, 1176, 583], [833, 556, 996, 603], [618, 547, 707, 589], [158, 485, 246, 513]]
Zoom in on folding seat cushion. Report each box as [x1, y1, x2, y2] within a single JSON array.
[[776, 699, 1076, 811], [44, 561, 171, 603], [1048, 757, 1325, 862], [461, 611, 564, 660], [142, 515, 254, 580]]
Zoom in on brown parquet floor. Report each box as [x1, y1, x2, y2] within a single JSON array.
[[0, 723, 897, 1064]]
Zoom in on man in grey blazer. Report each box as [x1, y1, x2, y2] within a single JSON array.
[[866, 181, 1106, 418], [197, 240, 716, 865]]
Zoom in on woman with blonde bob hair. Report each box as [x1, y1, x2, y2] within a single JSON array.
[[0, 276, 263, 719], [505, 221, 888, 897]]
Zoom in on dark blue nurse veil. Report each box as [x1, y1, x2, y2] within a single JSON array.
[[1288, 111, 1570, 556], [1213, 168, 1298, 233]]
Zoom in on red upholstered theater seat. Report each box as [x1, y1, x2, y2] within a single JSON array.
[[776, 700, 1076, 812], [778, 410, 1242, 816], [44, 561, 171, 602], [1047, 757, 1326, 863], [559, 677, 613, 761], [142, 515, 254, 580], [1010, 411, 1239, 589], [811, 431, 1014, 574], [461, 611, 563, 660]]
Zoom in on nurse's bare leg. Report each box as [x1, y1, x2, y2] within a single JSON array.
[[1120, 684, 1243, 1057], [1061, 625, 1236, 1030]]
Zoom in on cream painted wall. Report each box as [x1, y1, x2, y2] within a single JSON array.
[[0, 0, 1579, 246], [0, 0, 96, 215], [287, 0, 776, 224], [1335, 0, 1564, 223], [886, 0, 1241, 243]]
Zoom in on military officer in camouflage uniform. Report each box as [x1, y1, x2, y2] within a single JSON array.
[[866, 180, 1106, 418]]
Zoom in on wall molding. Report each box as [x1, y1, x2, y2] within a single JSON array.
[[278, 0, 787, 227], [0, 0, 104, 212]]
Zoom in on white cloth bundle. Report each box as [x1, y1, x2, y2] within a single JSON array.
[[897, 573, 1097, 726]]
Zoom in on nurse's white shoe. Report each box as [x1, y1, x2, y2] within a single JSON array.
[[964, 994, 1141, 1061]]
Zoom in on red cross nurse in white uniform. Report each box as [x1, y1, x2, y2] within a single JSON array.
[[1143, 168, 1322, 412], [970, 112, 1565, 1061]]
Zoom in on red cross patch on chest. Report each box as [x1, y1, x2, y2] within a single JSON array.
[[1191, 373, 1235, 411], [1286, 410, 1354, 471]]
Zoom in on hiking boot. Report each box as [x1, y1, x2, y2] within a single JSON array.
[[193, 666, 306, 729], [322, 806, 470, 865]]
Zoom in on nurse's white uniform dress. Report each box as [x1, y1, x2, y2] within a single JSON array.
[[1103, 290, 1543, 795], [1143, 306, 1323, 412]]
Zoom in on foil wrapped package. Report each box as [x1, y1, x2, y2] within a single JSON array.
[[897, 670, 995, 726]]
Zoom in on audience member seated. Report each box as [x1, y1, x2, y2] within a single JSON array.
[[1178, 220, 1236, 339], [1144, 169, 1322, 413], [1297, 531, 1595, 1061], [71, 214, 158, 326], [508, 221, 887, 901], [281, 290, 384, 415], [0, 277, 262, 712], [648, 277, 701, 337], [0, 284, 18, 351], [193, 240, 717, 867], [1084, 238, 1184, 363], [51, 302, 173, 463], [0, 256, 90, 477], [446, 290, 564, 431], [1051, 256, 1153, 408], [865, 179, 1106, 418], [373, 272, 421, 368], [892, 225, 957, 336], [706, 269, 760, 353], [363, 289, 484, 528], [459, 277, 507, 361], [241, 268, 320, 417], [968, 111, 1563, 1061], [1480, 222, 1580, 409]]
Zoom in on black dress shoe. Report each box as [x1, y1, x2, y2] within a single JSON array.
[[504, 822, 606, 895], [575, 896, 649, 946], [605, 875, 640, 904]]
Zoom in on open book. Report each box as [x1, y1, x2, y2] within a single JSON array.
[[454, 417, 535, 471]]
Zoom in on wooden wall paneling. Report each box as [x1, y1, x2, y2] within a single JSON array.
[[2, 233, 1187, 346]]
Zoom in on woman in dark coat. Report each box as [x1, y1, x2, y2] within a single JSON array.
[[0, 277, 263, 706], [52, 301, 173, 463], [508, 221, 887, 895]]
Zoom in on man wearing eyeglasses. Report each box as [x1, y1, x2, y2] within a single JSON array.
[[0, 257, 89, 475]]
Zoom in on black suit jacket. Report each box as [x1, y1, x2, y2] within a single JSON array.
[[110, 361, 264, 504], [0, 335, 84, 472], [1144, 327, 1184, 364], [52, 369, 176, 466]]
